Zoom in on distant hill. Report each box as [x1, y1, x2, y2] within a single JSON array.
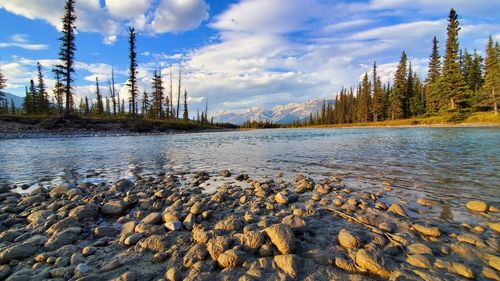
[[213, 99, 333, 125], [2, 93, 24, 108]]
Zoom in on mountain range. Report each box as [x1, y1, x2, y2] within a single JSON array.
[[213, 99, 332, 125], [1, 93, 24, 108]]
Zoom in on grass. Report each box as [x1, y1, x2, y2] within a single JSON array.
[[310, 111, 500, 128]]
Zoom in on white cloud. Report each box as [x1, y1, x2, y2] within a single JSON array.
[[0, 0, 209, 44], [0, 34, 49, 50]]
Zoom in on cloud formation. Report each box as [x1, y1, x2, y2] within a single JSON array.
[[0, 0, 209, 44]]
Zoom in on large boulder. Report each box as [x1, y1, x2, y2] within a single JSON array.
[[68, 204, 98, 221], [45, 227, 81, 251], [47, 217, 80, 235], [0, 243, 39, 264], [19, 195, 45, 206], [264, 223, 295, 254]]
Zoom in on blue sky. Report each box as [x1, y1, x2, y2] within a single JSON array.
[[0, 0, 499, 115]]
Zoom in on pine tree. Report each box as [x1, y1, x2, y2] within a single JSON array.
[[105, 96, 111, 115], [372, 62, 384, 122], [57, 0, 76, 116], [36, 62, 49, 114], [127, 27, 138, 116], [183, 88, 189, 121], [95, 77, 104, 115], [404, 62, 414, 117], [483, 35, 499, 114], [52, 69, 64, 115], [10, 98, 15, 115], [442, 8, 467, 110], [410, 73, 425, 115], [389, 51, 407, 119], [84, 96, 90, 115], [177, 63, 182, 119], [141, 91, 150, 117], [425, 36, 443, 113], [25, 80, 37, 114], [151, 70, 164, 118], [357, 73, 371, 122], [0, 59, 7, 110]]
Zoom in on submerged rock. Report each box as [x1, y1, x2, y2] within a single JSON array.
[[465, 200, 488, 212], [388, 203, 407, 217]]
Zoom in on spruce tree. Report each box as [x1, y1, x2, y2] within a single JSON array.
[[183, 88, 189, 121], [127, 27, 138, 116], [425, 36, 443, 113], [483, 35, 499, 115], [142, 91, 150, 117], [52, 69, 64, 115], [105, 96, 111, 115], [404, 62, 414, 117], [84, 96, 90, 115], [0, 59, 6, 110], [57, 0, 76, 116], [442, 8, 467, 110], [372, 62, 384, 122], [357, 73, 371, 122], [10, 98, 15, 115], [36, 62, 50, 114], [389, 51, 407, 119], [95, 77, 104, 115]]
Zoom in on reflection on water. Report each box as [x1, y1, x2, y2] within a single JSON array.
[[0, 127, 499, 222]]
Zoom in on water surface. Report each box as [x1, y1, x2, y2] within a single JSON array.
[[1, 127, 499, 222]]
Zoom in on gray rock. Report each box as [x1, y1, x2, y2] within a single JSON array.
[[45, 227, 81, 251], [0, 243, 39, 264], [124, 233, 143, 246], [74, 263, 90, 278], [101, 200, 128, 217], [141, 212, 162, 225], [164, 221, 182, 231], [68, 204, 98, 221], [94, 226, 119, 237]]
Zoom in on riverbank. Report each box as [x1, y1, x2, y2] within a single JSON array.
[[0, 116, 237, 139], [1, 170, 498, 280], [309, 112, 500, 129]]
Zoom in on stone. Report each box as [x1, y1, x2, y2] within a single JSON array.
[[0, 230, 22, 242], [217, 249, 243, 268], [242, 230, 265, 250], [27, 210, 53, 225], [183, 244, 208, 268], [214, 215, 243, 231], [335, 257, 357, 272], [406, 254, 431, 269], [121, 221, 137, 237], [162, 211, 181, 223], [19, 195, 45, 206], [489, 255, 500, 271], [165, 267, 182, 281], [49, 184, 71, 198], [338, 229, 361, 249], [407, 243, 432, 255], [488, 222, 500, 233], [165, 221, 182, 231], [412, 224, 440, 237], [282, 215, 306, 229], [183, 213, 195, 230], [45, 227, 81, 251], [55, 256, 69, 267], [452, 262, 474, 278], [274, 254, 302, 278], [68, 204, 98, 221], [82, 246, 96, 257], [0, 243, 38, 264], [207, 236, 230, 260], [0, 265, 11, 280], [482, 266, 500, 281], [114, 179, 134, 191], [457, 233, 486, 247], [388, 203, 407, 217], [101, 200, 128, 217], [190, 202, 203, 215], [417, 198, 437, 207], [124, 233, 143, 246], [378, 222, 394, 233], [466, 200, 488, 212], [137, 235, 168, 252], [264, 224, 295, 254], [94, 226, 119, 237], [141, 212, 162, 224], [275, 193, 289, 204], [355, 249, 391, 278], [219, 170, 231, 177]]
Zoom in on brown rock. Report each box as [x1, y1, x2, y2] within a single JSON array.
[[355, 249, 391, 278], [264, 224, 295, 254], [406, 254, 432, 269], [274, 254, 302, 277], [465, 200, 488, 212], [207, 236, 230, 260], [412, 224, 440, 237], [217, 249, 243, 268], [388, 203, 407, 217], [338, 229, 361, 249]]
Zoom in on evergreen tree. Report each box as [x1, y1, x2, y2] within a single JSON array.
[[109, 66, 117, 116], [127, 27, 138, 115], [0, 59, 7, 110], [52, 69, 64, 115], [372, 62, 384, 122], [410, 73, 425, 115], [36, 62, 49, 114], [357, 73, 371, 122], [425, 36, 443, 113], [10, 98, 15, 115], [24, 80, 37, 114], [183, 88, 189, 121], [105, 96, 111, 115], [121, 98, 125, 115], [389, 51, 407, 119], [95, 77, 104, 115], [483, 35, 499, 114], [177, 63, 182, 119], [84, 96, 90, 116], [141, 91, 150, 117], [442, 8, 467, 109], [404, 62, 414, 117], [151, 70, 164, 118], [56, 0, 76, 116]]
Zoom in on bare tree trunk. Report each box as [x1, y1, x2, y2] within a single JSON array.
[[450, 97, 456, 110], [493, 88, 498, 115]]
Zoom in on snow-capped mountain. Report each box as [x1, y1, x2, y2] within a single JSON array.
[[213, 99, 333, 125]]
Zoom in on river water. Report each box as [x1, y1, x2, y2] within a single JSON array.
[[1, 127, 499, 223]]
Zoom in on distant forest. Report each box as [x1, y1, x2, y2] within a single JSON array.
[[243, 9, 499, 128], [0, 5, 498, 128]]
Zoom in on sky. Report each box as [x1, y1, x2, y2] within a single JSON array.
[[0, 0, 499, 115]]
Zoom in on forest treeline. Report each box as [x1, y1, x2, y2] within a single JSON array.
[[0, 0, 214, 126], [241, 9, 499, 129]]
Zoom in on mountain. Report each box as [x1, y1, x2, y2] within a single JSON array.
[[213, 99, 333, 125], [2, 93, 24, 108]]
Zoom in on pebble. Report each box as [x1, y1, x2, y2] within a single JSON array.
[[465, 200, 488, 212], [412, 224, 441, 237]]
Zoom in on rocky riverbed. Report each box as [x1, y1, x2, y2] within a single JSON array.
[[0, 170, 499, 281]]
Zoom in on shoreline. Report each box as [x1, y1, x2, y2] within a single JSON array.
[[0, 170, 498, 280]]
